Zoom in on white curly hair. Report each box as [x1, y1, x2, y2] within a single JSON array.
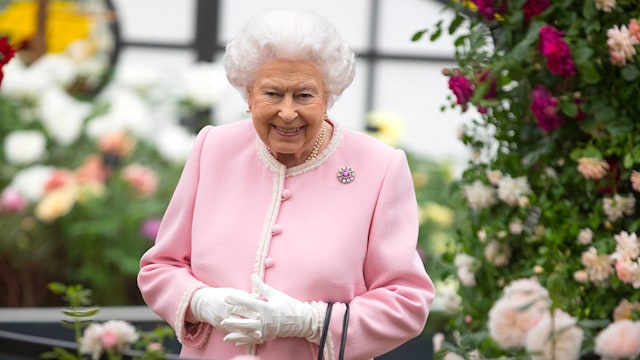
[[223, 8, 356, 108]]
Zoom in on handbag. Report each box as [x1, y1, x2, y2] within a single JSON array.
[[317, 302, 350, 360]]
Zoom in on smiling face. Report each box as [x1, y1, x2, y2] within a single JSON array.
[[247, 59, 329, 167]]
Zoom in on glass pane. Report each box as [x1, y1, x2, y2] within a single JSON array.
[[377, 0, 457, 57], [117, 47, 195, 69], [111, 0, 195, 43], [372, 60, 476, 167], [219, 0, 371, 51]]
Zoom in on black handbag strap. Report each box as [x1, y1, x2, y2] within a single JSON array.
[[317, 302, 333, 360], [317, 302, 350, 360], [338, 303, 349, 359]]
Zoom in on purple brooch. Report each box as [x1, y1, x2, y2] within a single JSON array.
[[337, 166, 355, 184]]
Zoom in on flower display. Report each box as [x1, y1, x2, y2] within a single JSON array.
[[0, 36, 15, 86], [80, 320, 139, 360], [0, 44, 228, 306], [42, 283, 175, 360], [415, 0, 640, 358], [594, 320, 640, 359], [525, 309, 584, 360]]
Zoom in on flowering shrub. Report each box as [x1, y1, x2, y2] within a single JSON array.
[[416, 0, 640, 358], [0, 45, 227, 306], [43, 283, 175, 360]]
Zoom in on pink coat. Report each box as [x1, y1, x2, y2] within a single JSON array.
[[137, 119, 435, 360]]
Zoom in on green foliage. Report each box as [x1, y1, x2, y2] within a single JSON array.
[[41, 283, 176, 360], [407, 151, 463, 284], [416, 0, 640, 358], [42, 283, 98, 360]]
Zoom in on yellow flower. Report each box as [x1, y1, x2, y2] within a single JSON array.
[[422, 202, 454, 227], [35, 187, 77, 223], [456, 0, 477, 11], [75, 181, 106, 203], [366, 110, 406, 147], [0, 0, 92, 53], [455, 0, 504, 21], [412, 171, 429, 188]]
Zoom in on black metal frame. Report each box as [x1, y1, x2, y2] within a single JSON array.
[[118, 0, 455, 116]]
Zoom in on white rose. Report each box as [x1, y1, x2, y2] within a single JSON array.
[[153, 124, 195, 164], [10, 165, 55, 202], [179, 62, 227, 108], [463, 180, 496, 209], [4, 130, 47, 164], [39, 88, 90, 145]]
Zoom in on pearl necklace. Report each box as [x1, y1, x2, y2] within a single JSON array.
[[305, 123, 327, 162]]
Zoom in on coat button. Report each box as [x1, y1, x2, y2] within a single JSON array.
[[271, 224, 283, 235], [281, 189, 292, 201], [265, 257, 274, 268]]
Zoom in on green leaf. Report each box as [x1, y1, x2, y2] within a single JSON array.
[[41, 348, 77, 360], [62, 307, 99, 318], [411, 29, 427, 42], [47, 282, 67, 295], [582, 146, 602, 158], [460, 330, 489, 348], [508, 21, 543, 60], [430, 27, 443, 42], [569, 148, 583, 161], [547, 272, 565, 300], [582, 0, 597, 20], [607, 118, 634, 137], [621, 65, 640, 82], [559, 100, 578, 118], [594, 107, 616, 123], [471, 81, 490, 103], [454, 35, 467, 47], [449, 14, 465, 35], [578, 318, 611, 329], [577, 62, 601, 84], [572, 42, 594, 64], [624, 153, 634, 168]]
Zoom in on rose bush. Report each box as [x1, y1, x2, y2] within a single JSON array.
[[416, 0, 640, 358]]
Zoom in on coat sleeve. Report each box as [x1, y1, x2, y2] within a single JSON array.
[[137, 125, 212, 347], [330, 149, 435, 360]]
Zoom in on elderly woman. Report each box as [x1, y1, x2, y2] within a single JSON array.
[[137, 7, 434, 360]]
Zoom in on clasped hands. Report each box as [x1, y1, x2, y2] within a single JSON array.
[[189, 274, 319, 346]]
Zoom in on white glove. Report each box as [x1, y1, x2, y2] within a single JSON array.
[[222, 274, 321, 343], [189, 286, 261, 340]]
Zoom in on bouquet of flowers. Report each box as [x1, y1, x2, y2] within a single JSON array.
[[416, 0, 640, 359]]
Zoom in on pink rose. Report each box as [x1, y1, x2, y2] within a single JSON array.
[[595, 320, 640, 359], [448, 73, 473, 109], [630, 19, 640, 41], [0, 187, 26, 212], [101, 331, 119, 349], [530, 85, 562, 132], [538, 25, 576, 77], [121, 164, 159, 197], [523, 0, 550, 22]]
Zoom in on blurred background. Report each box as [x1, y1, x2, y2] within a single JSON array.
[[0, 0, 471, 308], [109, 0, 473, 165]]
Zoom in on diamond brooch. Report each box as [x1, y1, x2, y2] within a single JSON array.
[[337, 166, 355, 184]]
